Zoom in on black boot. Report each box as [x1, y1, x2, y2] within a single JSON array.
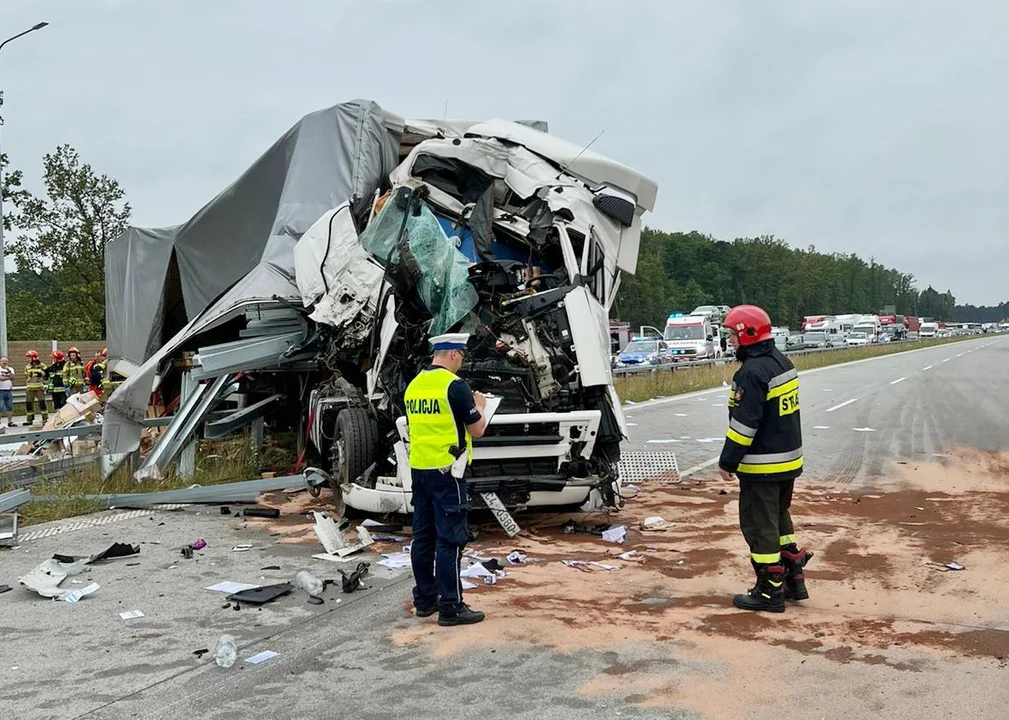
[[733, 564, 786, 613], [781, 547, 813, 601]]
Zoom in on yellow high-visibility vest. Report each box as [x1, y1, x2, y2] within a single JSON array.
[[404, 368, 473, 470]]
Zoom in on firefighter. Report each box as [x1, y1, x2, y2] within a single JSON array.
[[94, 347, 124, 401], [63, 347, 88, 396], [24, 350, 49, 425], [718, 305, 812, 613], [404, 332, 488, 626], [46, 350, 68, 410]]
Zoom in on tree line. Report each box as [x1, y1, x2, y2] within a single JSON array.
[[611, 229, 1002, 331], [0, 136, 1003, 343]]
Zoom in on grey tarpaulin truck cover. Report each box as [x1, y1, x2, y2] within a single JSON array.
[[100, 99, 657, 488]]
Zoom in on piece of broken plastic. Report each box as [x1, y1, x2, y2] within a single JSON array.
[[358, 188, 478, 335], [90, 542, 141, 562], [226, 583, 293, 605], [506, 551, 528, 565], [945, 562, 965, 571]]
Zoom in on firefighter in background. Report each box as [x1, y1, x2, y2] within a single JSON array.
[[46, 350, 68, 410], [63, 347, 88, 396], [91, 347, 124, 401], [89, 349, 106, 397], [24, 350, 49, 425], [85, 351, 100, 395], [718, 305, 812, 613]]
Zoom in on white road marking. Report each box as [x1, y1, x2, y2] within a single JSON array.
[[826, 398, 858, 413], [942, 358, 951, 363], [813, 425, 830, 429], [956, 353, 964, 357], [853, 427, 877, 432], [680, 457, 720, 477], [922, 365, 933, 371], [628, 339, 986, 412], [890, 377, 906, 385]]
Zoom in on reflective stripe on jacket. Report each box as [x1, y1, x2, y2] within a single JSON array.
[[719, 342, 803, 481], [25, 364, 47, 389]]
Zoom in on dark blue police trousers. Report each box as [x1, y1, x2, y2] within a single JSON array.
[[410, 468, 470, 615]]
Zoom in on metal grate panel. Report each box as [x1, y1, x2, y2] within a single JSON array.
[[617, 451, 681, 483]]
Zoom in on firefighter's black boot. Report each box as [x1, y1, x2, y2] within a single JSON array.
[[733, 563, 786, 613], [781, 547, 813, 601]]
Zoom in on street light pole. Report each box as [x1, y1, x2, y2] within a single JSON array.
[[0, 21, 49, 360]]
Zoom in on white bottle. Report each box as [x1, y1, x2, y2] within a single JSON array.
[[294, 570, 324, 597], [214, 634, 237, 668]]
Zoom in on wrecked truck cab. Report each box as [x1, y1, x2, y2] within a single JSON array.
[[295, 119, 657, 517]]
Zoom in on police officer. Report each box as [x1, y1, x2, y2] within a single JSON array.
[[405, 332, 488, 626], [718, 305, 812, 613]]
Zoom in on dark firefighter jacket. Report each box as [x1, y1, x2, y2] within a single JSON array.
[[718, 340, 803, 482]]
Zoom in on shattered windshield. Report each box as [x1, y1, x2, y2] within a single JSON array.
[[360, 189, 479, 335]]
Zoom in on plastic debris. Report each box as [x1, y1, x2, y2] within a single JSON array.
[[214, 634, 237, 668], [119, 610, 145, 620], [506, 550, 529, 565], [339, 562, 370, 593], [190, 539, 207, 551], [232, 544, 253, 552]]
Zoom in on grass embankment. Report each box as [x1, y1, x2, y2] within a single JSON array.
[[5, 433, 299, 527], [614, 335, 980, 404]]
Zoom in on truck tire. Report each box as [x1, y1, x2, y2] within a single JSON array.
[[331, 408, 379, 491]]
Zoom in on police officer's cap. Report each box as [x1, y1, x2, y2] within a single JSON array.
[[430, 332, 470, 351]]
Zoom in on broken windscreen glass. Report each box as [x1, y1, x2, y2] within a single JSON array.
[[360, 188, 478, 335]]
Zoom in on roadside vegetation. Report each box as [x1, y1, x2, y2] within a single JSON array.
[[615, 335, 980, 403], [5, 434, 299, 527]]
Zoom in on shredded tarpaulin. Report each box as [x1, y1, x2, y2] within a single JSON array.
[[359, 187, 478, 335]]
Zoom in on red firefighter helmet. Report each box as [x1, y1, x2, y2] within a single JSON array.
[[25, 349, 39, 360], [723, 305, 774, 346], [52, 350, 65, 361]]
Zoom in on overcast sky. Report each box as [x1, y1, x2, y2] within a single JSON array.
[[3, 0, 1007, 305]]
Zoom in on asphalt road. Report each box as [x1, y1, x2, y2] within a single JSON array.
[[2, 335, 1007, 720], [624, 335, 1008, 482]]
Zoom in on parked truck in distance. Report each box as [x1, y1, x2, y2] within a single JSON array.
[[920, 321, 938, 338]]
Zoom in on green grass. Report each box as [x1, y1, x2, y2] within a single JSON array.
[[4, 435, 295, 527], [614, 335, 981, 403]]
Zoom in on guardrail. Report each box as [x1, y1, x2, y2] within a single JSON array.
[[612, 339, 914, 376]]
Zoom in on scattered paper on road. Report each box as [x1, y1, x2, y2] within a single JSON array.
[[245, 650, 279, 665], [63, 583, 100, 603], [601, 526, 627, 544], [460, 563, 493, 579], [461, 579, 477, 590], [205, 581, 259, 594], [119, 610, 144, 620], [231, 544, 253, 552], [376, 552, 412, 569]]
